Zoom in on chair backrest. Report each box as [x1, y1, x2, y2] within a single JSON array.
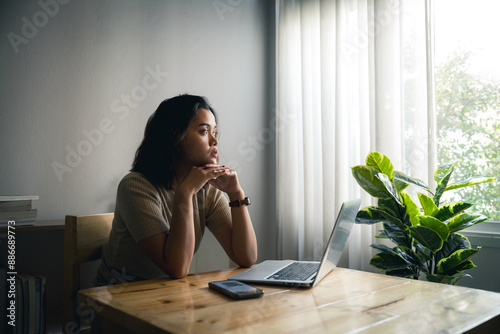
[[63, 213, 113, 332]]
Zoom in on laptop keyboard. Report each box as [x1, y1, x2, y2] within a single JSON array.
[[267, 262, 320, 281]]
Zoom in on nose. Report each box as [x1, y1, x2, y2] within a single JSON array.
[[210, 132, 218, 146]]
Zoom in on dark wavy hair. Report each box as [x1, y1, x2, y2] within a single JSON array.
[[131, 94, 217, 188]]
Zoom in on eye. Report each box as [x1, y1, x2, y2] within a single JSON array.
[[200, 129, 209, 135]]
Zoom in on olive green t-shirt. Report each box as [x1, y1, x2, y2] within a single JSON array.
[[95, 172, 231, 285]]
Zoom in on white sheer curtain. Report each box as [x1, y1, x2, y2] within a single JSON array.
[[276, 0, 435, 271]]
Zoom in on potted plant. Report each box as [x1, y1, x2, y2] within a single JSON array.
[[351, 151, 495, 284]]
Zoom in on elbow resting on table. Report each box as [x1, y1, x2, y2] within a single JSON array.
[[237, 261, 254, 268], [167, 268, 190, 279], [233, 254, 257, 268], [163, 261, 191, 279]]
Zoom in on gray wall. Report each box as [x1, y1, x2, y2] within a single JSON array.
[[459, 222, 500, 293], [1, 0, 276, 274]]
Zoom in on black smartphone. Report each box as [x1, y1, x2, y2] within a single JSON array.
[[208, 280, 264, 300]]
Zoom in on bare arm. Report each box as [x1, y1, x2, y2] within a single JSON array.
[[139, 166, 226, 278], [209, 170, 258, 267], [138, 191, 195, 278]]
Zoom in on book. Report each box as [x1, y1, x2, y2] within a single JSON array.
[[0, 267, 6, 332], [16, 276, 23, 334], [33, 276, 41, 334], [34, 277, 40, 334], [39, 275, 46, 334], [19, 274, 29, 334], [7, 273, 47, 334], [0, 210, 37, 220], [0, 201, 32, 212], [0, 196, 39, 202], [0, 210, 37, 225], [0, 197, 38, 227], [0, 222, 37, 228], [26, 274, 36, 334]]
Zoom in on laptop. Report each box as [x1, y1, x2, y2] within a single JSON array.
[[229, 199, 361, 288]]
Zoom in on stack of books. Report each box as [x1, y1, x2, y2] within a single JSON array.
[[0, 196, 39, 227], [0, 268, 47, 334]]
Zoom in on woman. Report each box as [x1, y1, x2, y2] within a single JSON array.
[[95, 94, 257, 285]]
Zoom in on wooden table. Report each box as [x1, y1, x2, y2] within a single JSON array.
[[78, 267, 500, 333]]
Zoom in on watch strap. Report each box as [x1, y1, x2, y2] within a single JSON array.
[[229, 197, 251, 207]]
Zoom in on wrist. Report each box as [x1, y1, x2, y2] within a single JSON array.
[[175, 185, 195, 201], [228, 190, 245, 202]]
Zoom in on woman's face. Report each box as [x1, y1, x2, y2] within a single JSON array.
[[180, 108, 219, 166]]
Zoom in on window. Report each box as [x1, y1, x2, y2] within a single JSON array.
[[435, 0, 500, 221]]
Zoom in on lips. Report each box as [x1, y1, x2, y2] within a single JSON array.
[[211, 148, 218, 158]]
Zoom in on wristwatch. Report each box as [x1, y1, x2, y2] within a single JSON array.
[[229, 197, 251, 207]]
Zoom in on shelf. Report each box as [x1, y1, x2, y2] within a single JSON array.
[[0, 219, 64, 232]]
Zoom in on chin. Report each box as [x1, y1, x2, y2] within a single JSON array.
[[197, 159, 217, 166]]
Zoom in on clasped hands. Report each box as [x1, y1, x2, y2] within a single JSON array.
[[179, 164, 243, 197]]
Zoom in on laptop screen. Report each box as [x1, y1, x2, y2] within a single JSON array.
[[312, 199, 360, 287]]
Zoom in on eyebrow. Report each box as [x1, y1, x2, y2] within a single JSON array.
[[197, 123, 217, 129]]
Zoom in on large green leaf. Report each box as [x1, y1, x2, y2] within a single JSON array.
[[375, 229, 390, 239], [378, 173, 402, 205], [369, 252, 409, 271], [352, 166, 395, 200], [414, 241, 432, 261], [386, 269, 418, 278], [408, 226, 444, 253], [394, 246, 426, 271], [433, 161, 458, 205], [394, 171, 431, 193], [377, 207, 408, 231], [394, 178, 409, 193], [366, 152, 395, 182], [435, 233, 471, 263], [401, 193, 420, 226], [426, 273, 471, 285], [434, 172, 453, 205], [370, 244, 395, 254], [355, 207, 387, 224], [378, 198, 402, 218], [417, 193, 438, 216], [417, 216, 450, 241], [447, 212, 488, 233], [383, 221, 410, 248], [437, 248, 480, 275], [446, 176, 495, 191], [433, 202, 472, 221], [433, 160, 459, 182], [445, 260, 476, 275]]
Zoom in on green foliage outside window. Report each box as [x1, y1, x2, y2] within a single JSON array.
[[436, 49, 500, 221]]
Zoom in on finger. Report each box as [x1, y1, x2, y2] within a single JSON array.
[[221, 168, 236, 176], [203, 164, 224, 169], [210, 167, 226, 178]]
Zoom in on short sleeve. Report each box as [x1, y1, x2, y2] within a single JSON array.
[[116, 173, 169, 242], [205, 185, 231, 232]]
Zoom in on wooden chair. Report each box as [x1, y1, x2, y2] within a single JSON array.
[[63, 213, 113, 333]]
